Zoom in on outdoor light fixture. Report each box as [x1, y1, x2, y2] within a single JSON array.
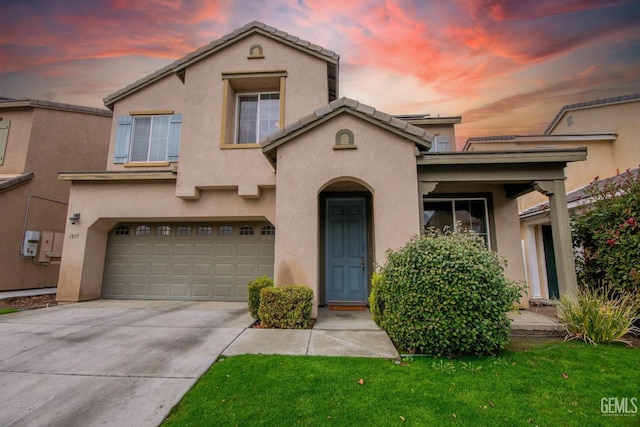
[[69, 213, 81, 225]]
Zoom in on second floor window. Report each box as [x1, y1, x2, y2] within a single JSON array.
[[236, 93, 279, 144], [131, 116, 170, 162], [113, 114, 181, 164]]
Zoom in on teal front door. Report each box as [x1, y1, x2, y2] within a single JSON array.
[[325, 198, 367, 303]]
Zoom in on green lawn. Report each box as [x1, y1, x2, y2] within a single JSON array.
[[164, 340, 639, 426], [0, 308, 19, 315]]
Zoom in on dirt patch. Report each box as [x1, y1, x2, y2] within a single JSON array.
[[0, 294, 58, 310]]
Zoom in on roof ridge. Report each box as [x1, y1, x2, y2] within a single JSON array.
[[103, 21, 339, 108]]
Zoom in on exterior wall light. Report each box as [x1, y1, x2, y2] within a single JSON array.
[[69, 213, 81, 225]]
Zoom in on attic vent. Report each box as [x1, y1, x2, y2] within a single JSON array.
[[567, 115, 574, 127], [334, 129, 356, 149], [248, 44, 264, 59]]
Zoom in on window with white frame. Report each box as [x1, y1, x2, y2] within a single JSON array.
[[423, 198, 490, 246], [236, 93, 280, 144], [113, 114, 181, 164], [130, 116, 170, 161]]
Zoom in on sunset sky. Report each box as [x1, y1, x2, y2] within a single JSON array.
[[1, 0, 639, 147]]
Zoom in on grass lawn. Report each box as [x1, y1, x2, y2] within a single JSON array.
[[164, 340, 639, 426], [0, 308, 19, 315]]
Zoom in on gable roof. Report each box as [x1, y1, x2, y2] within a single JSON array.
[[544, 92, 640, 135], [261, 97, 434, 166], [103, 21, 340, 109]]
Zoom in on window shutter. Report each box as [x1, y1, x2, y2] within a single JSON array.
[[167, 114, 182, 162], [0, 120, 10, 165], [114, 115, 132, 164]]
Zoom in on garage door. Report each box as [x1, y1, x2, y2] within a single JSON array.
[[102, 222, 275, 301]]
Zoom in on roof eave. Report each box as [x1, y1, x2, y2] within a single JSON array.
[[418, 147, 588, 166]]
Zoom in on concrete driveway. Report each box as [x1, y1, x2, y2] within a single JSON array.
[[0, 300, 253, 427]]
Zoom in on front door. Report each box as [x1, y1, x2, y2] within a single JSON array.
[[325, 198, 367, 303]]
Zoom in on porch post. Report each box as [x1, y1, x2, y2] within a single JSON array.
[[533, 179, 578, 300], [524, 225, 543, 299]]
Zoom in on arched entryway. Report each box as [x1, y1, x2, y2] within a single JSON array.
[[319, 179, 374, 306]]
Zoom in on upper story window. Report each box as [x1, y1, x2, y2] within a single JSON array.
[[220, 70, 286, 147], [237, 93, 280, 144], [0, 120, 11, 166], [113, 113, 182, 164], [429, 135, 452, 153]]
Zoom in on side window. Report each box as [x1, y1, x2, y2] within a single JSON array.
[[113, 114, 181, 163], [0, 120, 10, 166]]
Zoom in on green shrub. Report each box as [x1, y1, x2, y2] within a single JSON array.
[[248, 276, 274, 320], [258, 285, 313, 329], [571, 168, 640, 294], [558, 285, 639, 345], [368, 272, 384, 325], [376, 227, 523, 357]]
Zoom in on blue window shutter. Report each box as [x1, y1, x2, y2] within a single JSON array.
[[0, 120, 10, 166], [114, 115, 132, 164], [167, 114, 182, 162]]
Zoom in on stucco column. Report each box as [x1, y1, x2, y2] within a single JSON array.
[[418, 181, 438, 232], [524, 225, 542, 299], [533, 180, 578, 300]]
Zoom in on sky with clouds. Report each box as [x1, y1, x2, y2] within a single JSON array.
[[1, 0, 639, 147]]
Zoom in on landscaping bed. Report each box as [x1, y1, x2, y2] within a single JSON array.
[[0, 294, 58, 311]]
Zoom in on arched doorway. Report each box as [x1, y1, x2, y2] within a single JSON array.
[[319, 179, 374, 306]]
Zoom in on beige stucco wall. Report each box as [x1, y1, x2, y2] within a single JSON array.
[[271, 113, 421, 316], [105, 34, 331, 200], [0, 107, 111, 291], [549, 101, 640, 173], [57, 181, 275, 301]]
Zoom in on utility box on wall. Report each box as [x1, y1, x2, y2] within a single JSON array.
[[22, 230, 41, 257], [36, 231, 64, 263]]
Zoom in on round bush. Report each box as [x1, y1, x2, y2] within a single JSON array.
[[375, 228, 523, 356], [248, 276, 274, 320]]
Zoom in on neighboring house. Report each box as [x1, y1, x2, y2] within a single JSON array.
[[0, 98, 112, 292], [464, 93, 640, 300], [56, 21, 585, 315]]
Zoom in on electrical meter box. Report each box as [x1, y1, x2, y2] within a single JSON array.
[[22, 230, 41, 257]]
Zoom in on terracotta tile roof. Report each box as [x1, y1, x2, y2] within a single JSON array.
[[544, 92, 640, 135], [261, 97, 434, 157], [103, 21, 340, 109], [0, 98, 111, 116]]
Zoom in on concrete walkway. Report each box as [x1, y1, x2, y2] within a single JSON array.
[[224, 307, 399, 358], [509, 309, 565, 331]]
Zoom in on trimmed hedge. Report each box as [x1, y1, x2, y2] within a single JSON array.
[[248, 276, 274, 320], [258, 285, 313, 329], [374, 227, 523, 357]]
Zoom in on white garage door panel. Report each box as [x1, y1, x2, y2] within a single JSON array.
[[103, 222, 274, 301]]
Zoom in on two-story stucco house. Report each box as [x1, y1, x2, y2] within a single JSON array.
[[0, 98, 111, 292], [57, 21, 586, 316], [464, 93, 640, 301]]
